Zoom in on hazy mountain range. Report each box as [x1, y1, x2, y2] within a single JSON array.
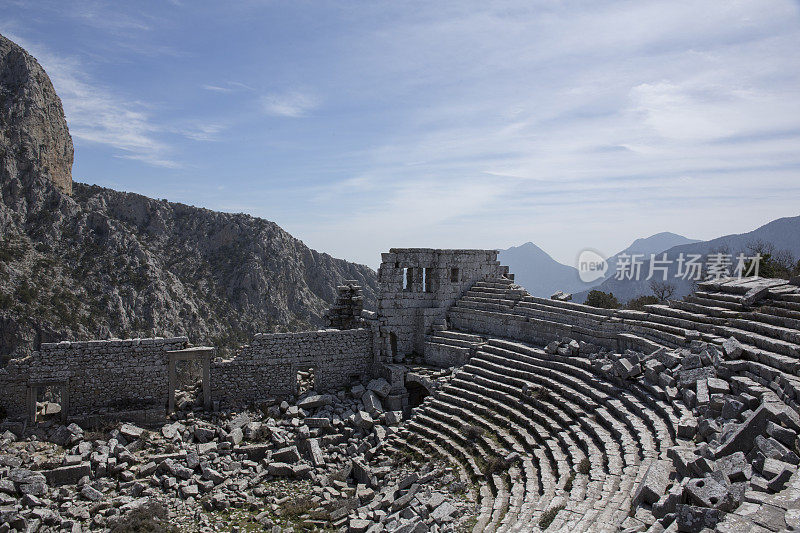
[[501, 219, 800, 303]]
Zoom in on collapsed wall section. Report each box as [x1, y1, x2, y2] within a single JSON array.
[[210, 328, 372, 406], [0, 337, 188, 421]]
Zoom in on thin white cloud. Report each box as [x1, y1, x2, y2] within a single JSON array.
[[203, 84, 234, 93], [4, 32, 183, 168], [203, 81, 255, 93], [260, 91, 320, 117]]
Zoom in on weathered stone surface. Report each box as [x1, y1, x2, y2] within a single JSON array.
[[633, 459, 671, 506]]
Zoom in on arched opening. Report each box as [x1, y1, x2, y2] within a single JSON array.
[[406, 381, 429, 409], [390, 333, 398, 359]]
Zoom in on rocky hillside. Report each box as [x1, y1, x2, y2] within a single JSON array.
[[0, 34, 378, 357]]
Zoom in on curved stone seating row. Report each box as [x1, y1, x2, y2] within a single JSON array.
[[455, 276, 800, 413], [407, 275, 800, 530], [400, 331, 690, 531]]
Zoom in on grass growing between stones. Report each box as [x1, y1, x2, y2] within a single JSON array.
[[539, 504, 566, 530], [110, 501, 178, 533], [456, 515, 478, 532], [564, 472, 575, 492], [476, 454, 511, 477], [578, 458, 591, 475]]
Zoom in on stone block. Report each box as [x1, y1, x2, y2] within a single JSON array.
[[675, 504, 720, 532], [42, 463, 91, 486], [633, 459, 671, 506]]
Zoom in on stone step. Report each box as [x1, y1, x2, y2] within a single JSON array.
[[756, 305, 800, 321], [670, 299, 740, 319], [391, 431, 492, 530], [620, 322, 687, 348], [729, 317, 800, 345], [434, 330, 485, 343], [461, 296, 518, 311], [439, 384, 559, 502], [766, 297, 800, 313], [427, 335, 479, 349], [744, 311, 800, 331], [773, 291, 800, 304], [458, 361, 645, 477], [480, 341, 677, 447], [497, 337, 687, 429], [684, 294, 744, 311], [444, 377, 607, 528], [521, 295, 616, 318], [446, 354, 640, 528], [516, 301, 611, 324], [616, 333, 666, 355], [474, 279, 516, 289], [643, 304, 725, 327], [715, 324, 800, 358], [694, 290, 746, 304], [420, 405, 514, 532]]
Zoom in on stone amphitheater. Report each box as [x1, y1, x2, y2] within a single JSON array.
[[370, 249, 800, 532], [1, 248, 799, 533]]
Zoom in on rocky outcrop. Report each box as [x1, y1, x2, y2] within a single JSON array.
[[0, 34, 73, 195], [0, 179, 378, 356], [0, 34, 377, 357]]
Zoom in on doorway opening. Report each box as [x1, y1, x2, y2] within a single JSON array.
[[406, 382, 429, 409], [296, 365, 317, 396], [27, 382, 68, 424], [168, 347, 213, 413], [173, 358, 203, 412]]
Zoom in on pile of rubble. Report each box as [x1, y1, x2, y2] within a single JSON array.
[[588, 338, 799, 531], [0, 376, 473, 532]]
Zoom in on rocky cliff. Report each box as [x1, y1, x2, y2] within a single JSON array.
[[0, 34, 73, 195], [0, 34, 378, 357]]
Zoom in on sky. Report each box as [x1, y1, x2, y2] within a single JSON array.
[[3, 0, 800, 269]]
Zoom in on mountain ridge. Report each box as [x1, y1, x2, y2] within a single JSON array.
[[572, 216, 800, 303], [500, 232, 699, 298], [0, 33, 378, 357]]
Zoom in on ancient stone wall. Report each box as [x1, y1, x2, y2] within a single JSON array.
[[210, 328, 373, 406], [376, 249, 507, 363], [0, 337, 188, 420]]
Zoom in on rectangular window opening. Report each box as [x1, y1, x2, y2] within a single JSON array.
[[450, 268, 459, 283], [403, 267, 411, 291], [423, 267, 433, 292]]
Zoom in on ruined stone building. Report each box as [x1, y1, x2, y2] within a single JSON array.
[[2, 248, 800, 531]]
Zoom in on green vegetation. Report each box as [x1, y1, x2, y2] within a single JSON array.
[[456, 516, 478, 532], [110, 501, 178, 533], [479, 455, 508, 476], [463, 424, 485, 441], [578, 457, 591, 475], [584, 290, 619, 309], [743, 240, 799, 279], [539, 504, 566, 530], [626, 295, 659, 311]]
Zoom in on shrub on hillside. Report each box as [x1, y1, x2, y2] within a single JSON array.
[[585, 290, 619, 309], [626, 295, 659, 311]]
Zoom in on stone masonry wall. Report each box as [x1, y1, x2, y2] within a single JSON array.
[[0, 337, 188, 420], [449, 303, 671, 354], [211, 328, 372, 406], [377, 249, 507, 363]]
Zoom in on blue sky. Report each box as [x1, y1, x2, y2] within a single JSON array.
[[4, 0, 800, 268]]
